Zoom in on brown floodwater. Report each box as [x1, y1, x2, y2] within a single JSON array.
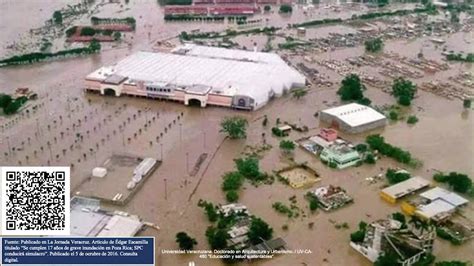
[[1, 1, 473, 265]]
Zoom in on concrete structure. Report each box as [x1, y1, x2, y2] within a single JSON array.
[[350, 219, 435, 266], [70, 197, 144, 237], [320, 140, 361, 169], [320, 103, 387, 133], [312, 185, 353, 211], [85, 44, 305, 110], [319, 128, 338, 142], [380, 177, 431, 204], [401, 187, 469, 222]]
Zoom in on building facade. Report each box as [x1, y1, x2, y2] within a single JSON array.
[[85, 44, 306, 111]]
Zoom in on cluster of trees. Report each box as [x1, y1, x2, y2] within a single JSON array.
[[222, 172, 244, 202], [279, 4, 293, 13], [0, 94, 27, 115], [366, 134, 413, 165], [175, 232, 197, 250], [294, 18, 343, 28], [435, 261, 469, 266], [279, 140, 295, 154], [433, 172, 472, 193], [197, 199, 219, 222], [364, 38, 384, 53], [446, 53, 474, 63], [53, 11, 63, 25], [392, 77, 417, 106], [386, 169, 411, 184], [294, 5, 436, 29], [0, 40, 101, 66], [272, 202, 294, 218], [350, 221, 368, 243], [205, 226, 229, 250], [247, 217, 273, 244], [163, 0, 192, 5], [220, 116, 248, 139], [436, 227, 462, 245], [337, 74, 371, 105], [91, 16, 136, 27]]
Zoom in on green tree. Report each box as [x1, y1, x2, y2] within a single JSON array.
[[264, 5, 271, 12], [291, 88, 308, 99], [206, 226, 229, 250], [364, 153, 376, 164], [0, 94, 13, 108], [377, 0, 389, 6], [279, 4, 293, 13], [248, 217, 273, 244], [65, 26, 78, 37], [463, 99, 472, 108], [220, 116, 248, 139], [53, 11, 63, 24], [222, 172, 244, 191], [392, 77, 417, 106], [447, 172, 472, 193], [113, 31, 122, 41], [375, 251, 399, 266], [337, 74, 366, 102], [81, 27, 96, 36], [175, 232, 197, 250], [407, 115, 419, 124], [89, 39, 101, 51], [234, 156, 260, 179], [279, 140, 295, 154], [226, 190, 239, 202], [386, 168, 411, 184], [435, 261, 468, 266], [198, 200, 219, 222], [180, 31, 190, 41], [391, 212, 406, 228], [350, 230, 365, 242], [364, 38, 384, 53]]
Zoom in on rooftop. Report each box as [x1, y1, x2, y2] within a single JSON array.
[[87, 45, 305, 104], [381, 176, 431, 200], [420, 187, 469, 207], [321, 103, 386, 127]]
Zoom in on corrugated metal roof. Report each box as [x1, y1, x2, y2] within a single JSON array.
[[420, 187, 468, 207], [321, 103, 386, 127], [416, 199, 456, 219], [381, 176, 430, 199]]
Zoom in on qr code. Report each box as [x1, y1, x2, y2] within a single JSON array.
[[1, 167, 70, 235]]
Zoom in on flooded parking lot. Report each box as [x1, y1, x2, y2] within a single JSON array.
[[1, 0, 473, 265]]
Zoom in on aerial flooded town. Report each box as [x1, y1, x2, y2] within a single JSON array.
[[0, 0, 473, 265]]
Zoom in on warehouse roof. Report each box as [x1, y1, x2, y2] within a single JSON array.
[[420, 187, 468, 207], [86, 45, 305, 105], [321, 103, 386, 127], [415, 199, 456, 219], [381, 176, 430, 200]]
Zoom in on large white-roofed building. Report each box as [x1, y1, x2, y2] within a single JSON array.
[[401, 187, 469, 222], [85, 44, 306, 110], [319, 103, 387, 133]]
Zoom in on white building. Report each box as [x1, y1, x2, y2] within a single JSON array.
[[85, 44, 306, 110], [319, 103, 387, 133]]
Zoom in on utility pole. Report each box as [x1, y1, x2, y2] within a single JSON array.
[[164, 178, 168, 200]]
